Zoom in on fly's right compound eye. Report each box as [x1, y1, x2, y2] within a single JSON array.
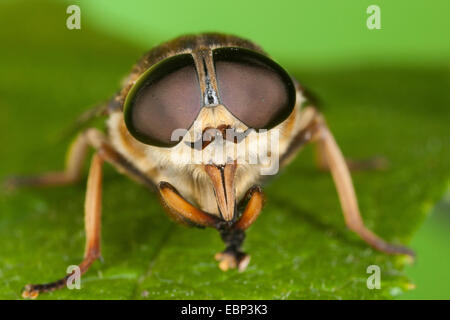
[[124, 54, 202, 148], [213, 47, 296, 130]]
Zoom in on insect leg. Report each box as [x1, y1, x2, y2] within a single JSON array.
[[22, 153, 104, 299], [315, 138, 389, 172], [4, 132, 89, 189], [19, 129, 159, 298], [279, 106, 318, 168], [4, 93, 119, 190], [309, 113, 414, 257], [4, 128, 157, 192], [215, 186, 264, 272], [3, 94, 122, 190], [280, 106, 388, 171], [85, 129, 157, 192]]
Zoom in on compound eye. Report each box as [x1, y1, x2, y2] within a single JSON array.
[[124, 54, 202, 147], [213, 47, 296, 130]]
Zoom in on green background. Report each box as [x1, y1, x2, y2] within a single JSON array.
[[81, 0, 450, 68], [0, 0, 449, 299]]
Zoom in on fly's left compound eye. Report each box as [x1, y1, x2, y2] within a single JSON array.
[[213, 47, 296, 130], [124, 54, 202, 147]]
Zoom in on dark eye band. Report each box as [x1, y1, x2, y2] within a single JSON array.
[[213, 47, 296, 130], [124, 54, 201, 147]]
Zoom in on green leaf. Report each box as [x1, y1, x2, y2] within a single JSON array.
[[0, 1, 449, 300]]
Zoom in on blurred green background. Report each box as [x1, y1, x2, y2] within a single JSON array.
[[0, 0, 449, 299], [81, 0, 450, 68], [66, 0, 450, 299]]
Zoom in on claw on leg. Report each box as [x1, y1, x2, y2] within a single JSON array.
[[22, 285, 42, 299], [22, 276, 69, 299]]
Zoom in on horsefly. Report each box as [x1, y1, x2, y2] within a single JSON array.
[[5, 33, 414, 298]]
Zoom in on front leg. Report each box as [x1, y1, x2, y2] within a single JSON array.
[[22, 153, 104, 299], [284, 107, 414, 257], [3, 128, 157, 192], [311, 115, 414, 256], [18, 129, 157, 298]]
